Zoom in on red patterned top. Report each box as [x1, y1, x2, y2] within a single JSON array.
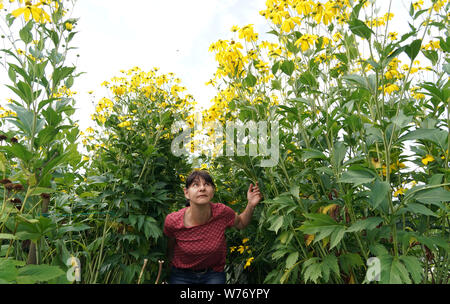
[[163, 202, 236, 272]]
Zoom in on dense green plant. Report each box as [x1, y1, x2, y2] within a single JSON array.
[[0, 0, 83, 283], [71, 67, 195, 283], [205, 0, 449, 283]]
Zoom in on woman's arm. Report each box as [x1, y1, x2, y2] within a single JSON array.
[[166, 237, 175, 265], [234, 204, 256, 230], [234, 182, 262, 230]]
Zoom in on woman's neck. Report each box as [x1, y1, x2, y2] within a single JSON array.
[[185, 202, 211, 227]]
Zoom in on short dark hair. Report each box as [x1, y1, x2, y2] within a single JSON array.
[[185, 170, 216, 207]]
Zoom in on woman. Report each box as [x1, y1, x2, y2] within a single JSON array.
[[163, 170, 262, 284]]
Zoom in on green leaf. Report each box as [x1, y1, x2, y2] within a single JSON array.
[[303, 259, 322, 283], [1, 142, 33, 162], [369, 180, 390, 210], [348, 19, 373, 40], [300, 214, 343, 244], [331, 141, 346, 169], [285, 252, 299, 269], [268, 215, 284, 234], [0, 233, 17, 240], [0, 259, 18, 283], [404, 39, 422, 61], [343, 74, 370, 91], [52, 66, 75, 87], [339, 168, 376, 186], [244, 72, 257, 87], [298, 71, 317, 88], [413, 187, 450, 205], [280, 60, 294, 76], [329, 227, 345, 249], [404, 203, 436, 217], [339, 253, 364, 275], [346, 217, 383, 233], [399, 255, 423, 284], [17, 264, 65, 284], [322, 254, 339, 277], [390, 258, 411, 284], [398, 128, 447, 149], [19, 21, 33, 44], [350, 0, 366, 19], [302, 148, 327, 161], [8, 66, 16, 83]]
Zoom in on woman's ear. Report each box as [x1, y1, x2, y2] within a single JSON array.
[[183, 188, 190, 199]]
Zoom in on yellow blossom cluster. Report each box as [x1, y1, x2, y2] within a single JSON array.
[[209, 39, 248, 79], [260, 0, 352, 28], [6, 0, 61, 24], [365, 13, 395, 28], [92, 67, 195, 128], [0, 104, 17, 118], [384, 58, 404, 80], [52, 85, 77, 98]]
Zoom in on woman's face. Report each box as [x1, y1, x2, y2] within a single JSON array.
[[184, 177, 214, 206]]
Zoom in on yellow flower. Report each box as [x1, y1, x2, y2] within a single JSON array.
[[242, 238, 249, 244], [294, 34, 318, 52], [388, 32, 398, 41], [432, 0, 445, 12], [238, 24, 258, 42], [65, 22, 73, 31], [117, 120, 131, 128], [383, 83, 399, 95], [12, 1, 51, 23], [393, 187, 405, 197], [421, 154, 434, 165], [412, 0, 423, 10], [237, 245, 249, 254], [280, 17, 301, 33], [244, 257, 254, 269], [333, 32, 343, 42], [384, 12, 394, 22], [370, 157, 382, 169], [113, 86, 126, 96]]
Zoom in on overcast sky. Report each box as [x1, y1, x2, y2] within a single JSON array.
[[71, 0, 268, 130], [1, 0, 415, 132]]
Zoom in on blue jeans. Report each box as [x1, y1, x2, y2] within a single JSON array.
[[169, 267, 226, 284]]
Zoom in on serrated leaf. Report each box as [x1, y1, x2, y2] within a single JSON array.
[[347, 217, 383, 233], [339, 168, 376, 186], [390, 259, 411, 284], [268, 215, 284, 234], [399, 255, 423, 284], [404, 203, 436, 217], [303, 262, 322, 283], [285, 252, 299, 269], [329, 227, 345, 249]]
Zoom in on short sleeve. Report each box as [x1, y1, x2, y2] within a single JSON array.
[[163, 213, 175, 238], [221, 204, 237, 228]]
